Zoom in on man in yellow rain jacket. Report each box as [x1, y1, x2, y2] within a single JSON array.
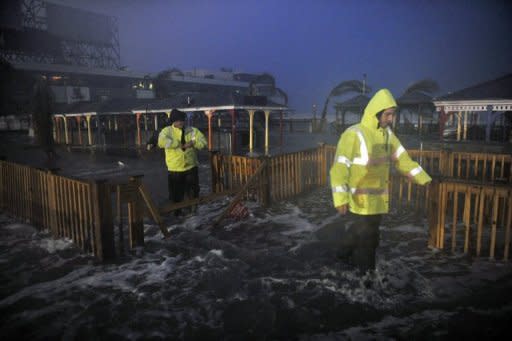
[[330, 89, 431, 272], [158, 109, 207, 215]]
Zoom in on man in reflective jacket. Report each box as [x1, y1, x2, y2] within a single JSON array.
[[158, 109, 207, 214], [330, 89, 431, 272]]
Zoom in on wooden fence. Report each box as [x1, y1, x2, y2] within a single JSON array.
[[210, 146, 333, 203], [2, 144, 511, 261], [211, 145, 511, 260], [0, 160, 164, 261], [428, 180, 511, 260]]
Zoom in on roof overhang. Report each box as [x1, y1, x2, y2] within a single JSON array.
[[433, 99, 512, 112], [132, 105, 288, 114]]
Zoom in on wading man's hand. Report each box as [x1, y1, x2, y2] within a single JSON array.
[[336, 204, 348, 215]]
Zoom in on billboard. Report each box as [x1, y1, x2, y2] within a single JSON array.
[[46, 2, 113, 45]]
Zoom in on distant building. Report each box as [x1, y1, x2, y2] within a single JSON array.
[[0, 0, 285, 116]]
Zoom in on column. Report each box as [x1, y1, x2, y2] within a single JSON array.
[[76, 116, 82, 145], [136, 112, 142, 145], [53, 116, 60, 143], [230, 109, 236, 154], [86, 115, 93, 145], [457, 111, 462, 141], [205, 110, 214, 151], [248, 109, 255, 153], [264, 110, 270, 154], [63, 115, 69, 145], [463, 111, 468, 140]]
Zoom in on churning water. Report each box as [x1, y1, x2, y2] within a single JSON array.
[[1, 132, 512, 340]]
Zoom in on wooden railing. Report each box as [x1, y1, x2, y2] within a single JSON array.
[[2, 144, 510, 262], [428, 180, 512, 260], [210, 145, 333, 203], [0, 160, 164, 261], [325, 145, 511, 183]]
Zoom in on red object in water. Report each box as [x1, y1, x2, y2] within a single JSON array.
[[229, 202, 250, 220]]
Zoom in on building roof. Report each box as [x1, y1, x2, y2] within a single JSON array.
[[132, 92, 287, 113], [12, 61, 148, 79], [53, 98, 155, 115], [53, 94, 287, 116], [334, 94, 370, 110], [435, 74, 512, 101], [433, 74, 512, 112]]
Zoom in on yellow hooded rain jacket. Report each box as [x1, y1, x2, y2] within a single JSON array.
[[157, 125, 207, 172], [330, 89, 432, 215]]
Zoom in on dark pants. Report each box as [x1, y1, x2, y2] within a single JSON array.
[[168, 167, 199, 214], [339, 212, 382, 273]]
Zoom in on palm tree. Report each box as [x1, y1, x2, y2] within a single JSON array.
[[317, 80, 371, 132], [402, 78, 439, 95]]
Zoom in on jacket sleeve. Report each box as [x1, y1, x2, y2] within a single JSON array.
[[329, 130, 358, 208], [390, 134, 432, 185], [157, 127, 180, 149], [191, 127, 207, 150]]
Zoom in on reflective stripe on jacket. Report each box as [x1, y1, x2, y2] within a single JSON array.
[[329, 89, 432, 215], [157, 125, 207, 172]]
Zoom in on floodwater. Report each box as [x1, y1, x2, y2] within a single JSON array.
[[1, 132, 512, 340]]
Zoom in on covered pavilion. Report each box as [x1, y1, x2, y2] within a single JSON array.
[[51, 94, 288, 154], [332, 94, 370, 133], [396, 91, 436, 136], [131, 94, 288, 154], [433, 74, 512, 142]]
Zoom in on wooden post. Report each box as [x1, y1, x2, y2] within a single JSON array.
[[451, 186, 459, 252], [90, 179, 114, 261], [210, 151, 220, 193], [463, 185, 471, 254], [476, 187, 485, 256], [127, 176, 145, 248], [489, 192, 499, 260], [504, 192, 512, 261], [261, 156, 271, 207], [0, 159, 4, 211], [137, 181, 170, 238], [427, 180, 440, 248], [116, 185, 124, 255], [47, 170, 59, 238]]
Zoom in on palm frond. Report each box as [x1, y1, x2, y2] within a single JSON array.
[[329, 80, 371, 97], [403, 79, 439, 95]]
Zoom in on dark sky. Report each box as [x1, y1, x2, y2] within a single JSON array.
[[51, 0, 512, 116]]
